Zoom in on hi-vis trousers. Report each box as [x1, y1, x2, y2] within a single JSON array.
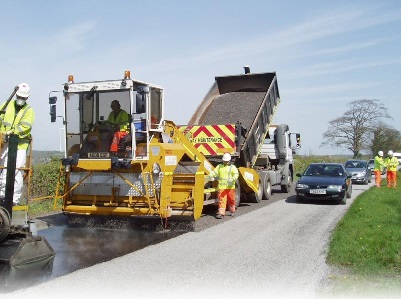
[[217, 189, 236, 216], [387, 171, 397, 188], [374, 170, 382, 187]]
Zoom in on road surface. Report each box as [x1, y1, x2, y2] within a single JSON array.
[[3, 181, 388, 299]]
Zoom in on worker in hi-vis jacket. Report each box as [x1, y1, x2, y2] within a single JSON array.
[[208, 153, 239, 219]]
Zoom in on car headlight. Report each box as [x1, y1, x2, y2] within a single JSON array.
[[296, 183, 309, 189], [327, 185, 342, 192], [355, 172, 366, 177]]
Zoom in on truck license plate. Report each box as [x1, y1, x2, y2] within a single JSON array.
[[310, 189, 326, 194]]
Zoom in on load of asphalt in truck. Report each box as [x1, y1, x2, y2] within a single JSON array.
[[196, 91, 266, 131]]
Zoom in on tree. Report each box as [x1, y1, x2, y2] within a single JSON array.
[[370, 122, 401, 156], [321, 99, 391, 158]]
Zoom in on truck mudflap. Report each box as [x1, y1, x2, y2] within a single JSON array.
[[238, 167, 260, 194]]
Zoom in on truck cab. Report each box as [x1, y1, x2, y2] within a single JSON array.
[[257, 124, 300, 167]]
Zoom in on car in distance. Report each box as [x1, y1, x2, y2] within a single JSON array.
[[345, 159, 372, 185], [295, 163, 352, 205], [367, 158, 386, 175], [367, 159, 374, 174]]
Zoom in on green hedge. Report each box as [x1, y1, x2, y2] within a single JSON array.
[[29, 157, 62, 199]]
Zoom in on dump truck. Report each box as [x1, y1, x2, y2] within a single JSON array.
[[0, 86, 54, 288], [180, 67, 300, 204], [49, 69, 298, 224]]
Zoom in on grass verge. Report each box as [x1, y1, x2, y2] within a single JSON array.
[[325, 172, 401, 296], [28, 197, 62, 216]]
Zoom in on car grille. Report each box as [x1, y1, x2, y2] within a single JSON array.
[[308, 185, 329, 189]]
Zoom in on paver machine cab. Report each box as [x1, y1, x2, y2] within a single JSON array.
[[0, 86, 54, 286], [51, 71, 257, 223]]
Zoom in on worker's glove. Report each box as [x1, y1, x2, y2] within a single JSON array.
[[6, 130, 12, 135]]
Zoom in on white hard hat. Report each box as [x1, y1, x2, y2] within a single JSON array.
[[378, 151, 383, 157], [388, 150, 393, 156], [222, 153, 232, 162], [16, 82, 31, 98]]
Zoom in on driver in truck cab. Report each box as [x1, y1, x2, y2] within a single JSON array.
[[108, 100, 130, 154]]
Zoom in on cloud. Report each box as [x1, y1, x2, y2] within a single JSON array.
[[26, 21, 97, 62], [141, 6, 401, 73], [299, 35, 401, 57], [290, 58, 401, 78], [284, 82, 380, 99]]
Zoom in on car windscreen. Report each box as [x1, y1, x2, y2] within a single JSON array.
[[304, 165, 344, 177], [345, 161, 366, 168]]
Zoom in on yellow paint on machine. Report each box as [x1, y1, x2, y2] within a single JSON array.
[[238, 167, 260, 194]]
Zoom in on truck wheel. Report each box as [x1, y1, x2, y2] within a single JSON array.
[[235, 181, 241, 208], [281, 172, 292, 193], [0, 208, 11, 242], [247, 178, 263, 203], [262, 179, 272, 200]]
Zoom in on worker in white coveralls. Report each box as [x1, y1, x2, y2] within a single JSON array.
[[208, 153, 239, 219], [0, 83, 35, 205]]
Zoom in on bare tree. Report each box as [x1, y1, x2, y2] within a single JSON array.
[[321, 99, 391, 158]]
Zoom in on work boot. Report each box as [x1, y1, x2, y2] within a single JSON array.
[[229, 211, 235, 217], [215, 214, 223, 219]]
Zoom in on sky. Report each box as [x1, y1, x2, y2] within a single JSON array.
[[1, 0, 400, 155]]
